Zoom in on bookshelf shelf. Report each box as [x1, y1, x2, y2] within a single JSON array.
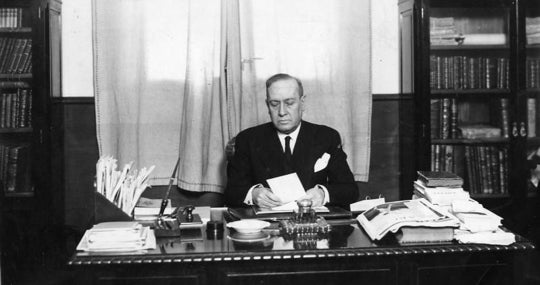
[[0, 27, 31, 33], [430, 89, 511, 96], [0, 74, 32, 79], [0, 128, 32, 134], [4, 192, 34, 198], [431, 44, 509, 51], [431, 138, 509, 145]]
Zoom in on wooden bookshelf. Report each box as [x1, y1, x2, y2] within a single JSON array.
[[399, 0, 539, 209]]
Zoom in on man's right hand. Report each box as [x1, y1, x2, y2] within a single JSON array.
[[252, 186, 282, 209]]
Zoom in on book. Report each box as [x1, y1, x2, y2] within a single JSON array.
[[528, 98, 536, 137], [356, 199, 460, 241], [395, 226, 454, 243], [459, 124, 501, 139], [417, 171, 464, 187], [413, 180, 469, 206]]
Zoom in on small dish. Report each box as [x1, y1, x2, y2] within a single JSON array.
[[226, 219, 270, 234], [228, 231, 270, 242]]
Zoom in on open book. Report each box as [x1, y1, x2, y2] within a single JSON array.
[[356, 198, 460, 241]]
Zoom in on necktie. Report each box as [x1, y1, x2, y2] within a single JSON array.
[[284, 136, 292, 163]]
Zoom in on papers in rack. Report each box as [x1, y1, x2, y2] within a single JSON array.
[[267, 173, 305, 204], [356, 198, 460, 241], [76, 221, 156, 252], [95, 156, 155, 216]]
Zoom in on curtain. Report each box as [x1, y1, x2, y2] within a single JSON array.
[[94, 0, 371, 194], [93, 0, 227, 191], [228, 0, 372, 181]]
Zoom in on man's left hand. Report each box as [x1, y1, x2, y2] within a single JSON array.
[[303, 186, 325, 207]]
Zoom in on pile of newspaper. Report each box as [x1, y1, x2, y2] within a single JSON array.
[[76, 221, 156, 252]]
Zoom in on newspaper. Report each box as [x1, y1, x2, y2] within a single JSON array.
[[357, 199, 460, 241]]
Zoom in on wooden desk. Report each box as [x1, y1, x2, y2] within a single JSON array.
[[69, 212, 535, 285]]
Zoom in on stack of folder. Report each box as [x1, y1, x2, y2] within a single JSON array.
[[77, 221, 156, 252]]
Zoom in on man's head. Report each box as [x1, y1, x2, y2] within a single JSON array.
[[265, 73, 305, 134]]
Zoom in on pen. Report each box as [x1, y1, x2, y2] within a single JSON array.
[[158, 156, 182, 218]]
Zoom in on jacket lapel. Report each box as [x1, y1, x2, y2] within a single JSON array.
[[292, 121, 314, 187]]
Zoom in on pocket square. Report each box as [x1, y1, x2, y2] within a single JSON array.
[[314, 153, 331, 172]]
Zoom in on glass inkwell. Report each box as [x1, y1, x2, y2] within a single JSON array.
[[279, 199, 331, 249]]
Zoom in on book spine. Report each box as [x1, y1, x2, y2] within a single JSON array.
[[0, 91, 6, 128], [528, 98, 537, 137], [5, 145, 19, 192], [500, 98, 510, 138], [444, 144, 453, 173], [431, 99, 441, 139], [450, 98, 458, 138], [441, 98, 450, 139]]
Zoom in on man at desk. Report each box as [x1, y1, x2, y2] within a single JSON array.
[[225, 73, 358, 209]]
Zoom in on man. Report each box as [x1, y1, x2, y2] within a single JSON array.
[[225, 73, 358, 208]]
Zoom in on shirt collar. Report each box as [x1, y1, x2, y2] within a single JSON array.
[[277, 122, 301, 142]]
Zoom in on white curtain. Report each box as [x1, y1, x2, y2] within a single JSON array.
[[93, 0, 227, 191], [93, 0, 371, 193], [228, 0, 372, 181]]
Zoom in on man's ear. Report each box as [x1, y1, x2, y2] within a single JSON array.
[[300, 95, 306, 111]]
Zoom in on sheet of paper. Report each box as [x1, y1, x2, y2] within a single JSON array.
[[267, 173, 305, 204], [350, 197, 385, 212]]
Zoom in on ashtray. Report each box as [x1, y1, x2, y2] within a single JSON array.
[[228, 231, 270, 242], [226, 219, 270, 234]]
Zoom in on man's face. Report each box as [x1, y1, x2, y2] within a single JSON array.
[[266, 79, 304, 134]]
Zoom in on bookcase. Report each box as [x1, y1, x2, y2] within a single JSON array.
[[0, 0, 61, 282], [399, 0, 539, 226]]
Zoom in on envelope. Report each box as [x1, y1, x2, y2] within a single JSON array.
[[314, 153, 330, 172]]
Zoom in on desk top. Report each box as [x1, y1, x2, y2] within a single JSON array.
[[69, 210, 535, 266]]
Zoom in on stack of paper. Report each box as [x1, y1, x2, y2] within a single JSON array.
[[413, 180, 469, 206], [451, 200, 502, 233], [454, 228, 515, 246], [76, 221, 156, 252], [451, 199, 514, 245]]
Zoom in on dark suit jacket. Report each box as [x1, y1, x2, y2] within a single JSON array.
[[225, 121, 358, 207]]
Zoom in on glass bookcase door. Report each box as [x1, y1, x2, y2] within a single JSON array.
[[428, 3, 512, 199], [525, 0, 540, 198], [0, 3, 35, 198]]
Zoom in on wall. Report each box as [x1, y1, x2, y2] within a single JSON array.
[[61, 0, 400, 98]]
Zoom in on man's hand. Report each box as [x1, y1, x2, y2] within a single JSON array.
[[303, 186, 325, 207], [252, 186, 282, 208]]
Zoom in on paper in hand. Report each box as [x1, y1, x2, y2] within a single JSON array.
[[266, 173, 305, 204]]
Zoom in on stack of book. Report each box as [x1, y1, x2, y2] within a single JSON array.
[[451, 199, 514, 245], [76, 221, 156, 252], [413, 171, 469, 207]]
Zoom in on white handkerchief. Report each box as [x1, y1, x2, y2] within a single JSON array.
[[314, 153, 331, 172]]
